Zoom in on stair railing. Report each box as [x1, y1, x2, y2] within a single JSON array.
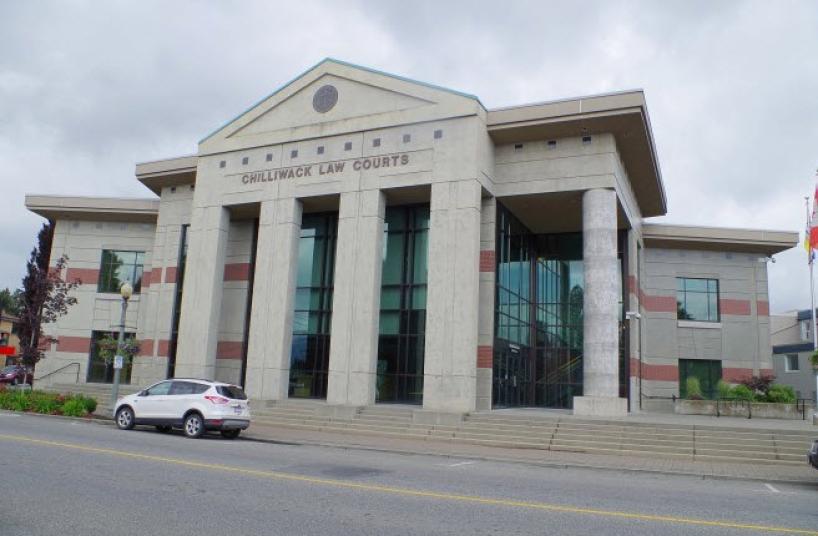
[[33, 362, 81, 386]]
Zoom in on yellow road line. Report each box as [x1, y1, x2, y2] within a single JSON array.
[[1, 433, 815, 535]]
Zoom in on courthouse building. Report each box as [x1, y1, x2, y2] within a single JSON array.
[[26, 59, 797, 415]]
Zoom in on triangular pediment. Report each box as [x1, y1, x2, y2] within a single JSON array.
[[199, 59, 483, 155]]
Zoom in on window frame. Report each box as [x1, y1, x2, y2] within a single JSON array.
[[784, 354, 800, 372], [97, 249, 146, 295], [676, 277, 720, 323]]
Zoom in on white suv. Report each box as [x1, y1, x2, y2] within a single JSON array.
[[114, 379, 251, 439]]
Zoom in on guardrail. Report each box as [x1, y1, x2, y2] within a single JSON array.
[[33, 362, 81, 385]]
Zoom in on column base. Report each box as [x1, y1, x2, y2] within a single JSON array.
[[573, 395, 628, 417]]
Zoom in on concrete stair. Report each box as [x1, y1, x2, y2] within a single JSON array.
[[251, 401, 814, 466], [38, 386, 814, 466]]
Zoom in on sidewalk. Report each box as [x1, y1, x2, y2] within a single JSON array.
[[242, 420, 818, 485]]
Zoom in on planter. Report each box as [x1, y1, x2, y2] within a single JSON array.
[[674, 399, 806, 420]]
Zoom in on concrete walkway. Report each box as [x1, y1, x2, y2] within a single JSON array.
[[242, 419, 818, 485]]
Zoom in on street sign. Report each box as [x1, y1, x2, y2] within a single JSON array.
[[114, 355, 124, 370]]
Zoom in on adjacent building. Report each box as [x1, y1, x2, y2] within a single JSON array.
[[771, 310, 818, 402], [26, 59, 797, 415]]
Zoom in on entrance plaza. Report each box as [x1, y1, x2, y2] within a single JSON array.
[[26, 59, 797, 416]]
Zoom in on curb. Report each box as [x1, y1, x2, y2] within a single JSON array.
[[0, 409, 112, 426]]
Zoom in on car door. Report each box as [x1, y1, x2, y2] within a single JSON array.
[[167, 381, 198, 424], [134, 381, 172, 421]]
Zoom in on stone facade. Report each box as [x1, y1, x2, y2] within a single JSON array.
[[25, 59, 797, 415]]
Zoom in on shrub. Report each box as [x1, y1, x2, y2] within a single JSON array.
[[31, 396, 60, 414], [61, 398, 87, 417], [764, 384, 796, 404], [740, 374, 775, 398], [732, 384, 755, 401], [82, 396, 98, 414], [685, 377, 703, 400], [717, 380, 734, 399], [6, 390, 31, 412]]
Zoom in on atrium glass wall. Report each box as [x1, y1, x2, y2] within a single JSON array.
[[289, 213, 337, 399], [493, 203, 626, 409], [376, 205, 429, 404]]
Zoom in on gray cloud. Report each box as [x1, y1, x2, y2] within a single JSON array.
[[1, 0, 816, 313]]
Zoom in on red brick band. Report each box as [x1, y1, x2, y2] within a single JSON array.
[[164, 266, 178, 284], [479, 251, 495, 273], [719, 298, 751, 316], [56, 336, 91, 353], [65, 268, 100, 285], [216, 341, 244, 360], [223, 263, 251, 282], [477, 345, 493, 368]]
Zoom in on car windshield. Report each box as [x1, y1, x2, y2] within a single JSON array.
[[1, 366, 18, 373], [216, 385, 247, 400]]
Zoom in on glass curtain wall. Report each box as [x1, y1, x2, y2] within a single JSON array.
[[289, 213, 337, 399], [494, 203, 623, 409], [376, 205, 429, 404]]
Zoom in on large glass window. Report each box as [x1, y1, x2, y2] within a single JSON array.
[[98, 250, 145, 294], [376, 205, 429, 404], [679, 359, 722, 399], [677, 278, 719, 322], [87, 330, 133, 384], [289, 213, 337, 399], [167, 225, 189, 379]]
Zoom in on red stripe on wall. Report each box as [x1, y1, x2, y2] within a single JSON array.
[[156, 340, 170, 357], [722, 367, 754, 382], [476, 345, 493, 368], [216, 341, 243, 360], [756, 300, 770, 316], [635, 361, 679, 381], [479, 251, 495, 273], [164, 266, 178, 284], [138, 339, 155, 356], [628, 275, 641, 297], [66, 268, 99, 285], [720, 298, 751, 316], [223, 263, 251, 281], [640, 291, 677, 313], [56, 336, 91, 353]]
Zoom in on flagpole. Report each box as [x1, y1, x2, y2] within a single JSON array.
[[809, 194, 818, 419]]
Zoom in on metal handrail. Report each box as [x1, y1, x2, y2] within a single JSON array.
[[33, 362, 81, 384]]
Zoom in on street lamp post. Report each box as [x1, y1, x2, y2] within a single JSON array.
[[111, 282, 133, 406]]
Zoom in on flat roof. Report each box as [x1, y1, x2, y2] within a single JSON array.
[[487, 90, 666, 218], [642, 223, 798, 255], [135, 154, 197, 195], [25, 195, 159, 223]]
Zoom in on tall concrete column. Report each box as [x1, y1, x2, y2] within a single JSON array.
[[175, 205, 229, 380], [326, 190, 385, 406], [244, 198, 301, 401], [574, 188, 627, 416], [423, 180, 481, 414]]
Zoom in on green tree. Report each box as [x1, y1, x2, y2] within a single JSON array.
[[0, 288, 22, 316]]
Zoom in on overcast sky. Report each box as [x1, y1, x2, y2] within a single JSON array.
[[1, 1, 817, 313]]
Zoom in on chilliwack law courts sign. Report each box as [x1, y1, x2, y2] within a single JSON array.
[[239, 152, 411, 185]]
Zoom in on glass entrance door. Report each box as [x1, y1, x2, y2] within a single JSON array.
[[492, 342, 532, 408]]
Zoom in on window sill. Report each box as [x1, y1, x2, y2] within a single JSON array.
[[677, 320, 721, 329]]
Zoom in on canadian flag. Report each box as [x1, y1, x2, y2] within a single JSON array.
[[810, 174, 818, 252]]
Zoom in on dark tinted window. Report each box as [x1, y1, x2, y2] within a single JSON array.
[[216, 385, 247, 400], [192, 383, 210, 394], [169, 381, 195, 395]]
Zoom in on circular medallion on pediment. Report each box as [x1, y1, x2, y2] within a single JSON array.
[[312, 85, 338, 113]]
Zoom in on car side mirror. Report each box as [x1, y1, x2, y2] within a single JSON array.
[[138, 390, 148, 397]]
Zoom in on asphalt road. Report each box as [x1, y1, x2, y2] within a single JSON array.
[[1, 412, 816, 536]]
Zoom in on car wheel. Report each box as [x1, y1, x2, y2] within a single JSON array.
[[155, 425, 172, 434], [183, 412, 205, 438], [115, 407, 135, 430], [220, 429, 240, 439]]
